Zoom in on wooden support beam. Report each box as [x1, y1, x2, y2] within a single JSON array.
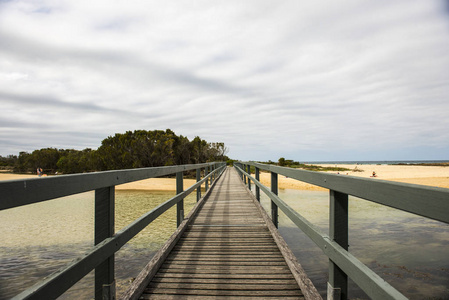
[[271, 171, 278, 228], [328, 190, 348, 300], [247, 165, 252, 190], [255, 167, 260, 201], [244, 164, 247, 184], [176, 172, 184, 227], [196, 168, 201, 202], [205, 166, 209, 192], [95, 186, 115, 300]]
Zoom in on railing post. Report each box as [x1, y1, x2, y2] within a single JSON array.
[[247, 165, 251, 190], [255, 167, 260, 201], [95, 186, 115, 300], [205, 166, 209, 192], [243, 164, 247, 184], [196, 168, 201, 202], [328, 190, 349, 300], [271, 171, 278, 228], [176, 172, 184, 227]]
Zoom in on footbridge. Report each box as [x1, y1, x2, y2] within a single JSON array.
[[1, 161, 448, 300]]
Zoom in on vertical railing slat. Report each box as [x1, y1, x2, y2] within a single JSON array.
[[255, 167, 260, 201], [205, 166, 209, 192], [94, 186, 115, 300], [243, 164, 247, 185], [176, 172, 184, 227], [247, 165, 251, 190], [196, 168, 201, 202], [271, 171, 278, 228]]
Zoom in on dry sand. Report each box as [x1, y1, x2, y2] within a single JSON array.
[[1, 164, 448, 191], [257, 164, 449, 191], [0, 173, 197, 191]]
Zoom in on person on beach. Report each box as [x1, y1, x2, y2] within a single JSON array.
[[37, 168, 43, 177], [372, 171, 377, 177]]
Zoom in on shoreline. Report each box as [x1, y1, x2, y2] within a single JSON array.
[[1, 164, 448, 191]]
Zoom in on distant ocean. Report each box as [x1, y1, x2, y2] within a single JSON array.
[[303, 160, 449, 165]]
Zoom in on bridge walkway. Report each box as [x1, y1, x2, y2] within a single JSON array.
[[124, 167, 321, 300]]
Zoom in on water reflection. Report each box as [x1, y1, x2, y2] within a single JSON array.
[[258, 188, 449, 299]]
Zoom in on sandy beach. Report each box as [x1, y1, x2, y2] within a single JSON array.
[[256, 164, 449, 191], [1, 164, 448, 191], [0, 173, 198, 191]]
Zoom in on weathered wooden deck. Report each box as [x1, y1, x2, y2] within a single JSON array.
[[123, 167, 321, 300]]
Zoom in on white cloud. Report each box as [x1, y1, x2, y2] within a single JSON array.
[[1, 0, 449, 160]]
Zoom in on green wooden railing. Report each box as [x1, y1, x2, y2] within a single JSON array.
[[0, 162, 226, 300], [235, 161, 449, 300]]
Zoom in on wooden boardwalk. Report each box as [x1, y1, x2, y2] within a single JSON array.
[[124, 167, 321, 300]]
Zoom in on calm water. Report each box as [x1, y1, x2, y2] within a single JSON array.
[[1, 188, 448, 299], [0, 189, 198, 299], [258, 189, 449, 299]]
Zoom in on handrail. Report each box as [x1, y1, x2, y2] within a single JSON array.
[[235, 162, 449, 300], [237, 162, 449, 224], [1, 163, 217, 211], [1, 162, 226, 300]]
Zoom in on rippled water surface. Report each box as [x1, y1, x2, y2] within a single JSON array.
[[0, 189, 197, 299], [258, 188, 449, 299], [1, 187, 448, 299]]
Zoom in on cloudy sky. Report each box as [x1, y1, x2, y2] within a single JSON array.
[[1, 1, 448, 161]]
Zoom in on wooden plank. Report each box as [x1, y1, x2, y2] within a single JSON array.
[[142, 288, 303, 297], [168, 250, 281, 256], [154, 274, 292, 280], [165, 257, 285, 262], [158, 265, 291, 272], [161, 261, 288, 267], [151, 277, 298, 285], [148, 282, 301, 290], [141, 295, 304, 300]]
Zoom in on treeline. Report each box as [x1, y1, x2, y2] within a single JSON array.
[[3, 129, 229, 174]]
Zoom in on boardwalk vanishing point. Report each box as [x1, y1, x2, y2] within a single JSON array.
[[122, 167, 321, 300]]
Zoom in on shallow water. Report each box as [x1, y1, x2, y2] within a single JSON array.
[[1, 187, 448, 299], [0, 189, 197, 299], [258, 188, 449, 299]]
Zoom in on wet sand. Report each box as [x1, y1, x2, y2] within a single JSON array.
[[1, 164, 448, 191]]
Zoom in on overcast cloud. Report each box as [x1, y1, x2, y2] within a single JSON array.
[[1, 0, 448, 161]]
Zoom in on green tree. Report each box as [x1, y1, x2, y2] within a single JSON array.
[[278, 157, 286, 166]]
